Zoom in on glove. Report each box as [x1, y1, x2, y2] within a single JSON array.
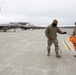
[[63, 32, 67, 34]]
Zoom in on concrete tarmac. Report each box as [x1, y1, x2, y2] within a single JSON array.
[[0, 28, 76, 75]]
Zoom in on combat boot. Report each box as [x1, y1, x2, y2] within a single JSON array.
[[55, 51, 61, 58], [47, 50, 50, 57], [74, 55, 76, 57]]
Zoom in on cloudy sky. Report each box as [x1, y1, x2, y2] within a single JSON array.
[[0, 0, 76, 26]]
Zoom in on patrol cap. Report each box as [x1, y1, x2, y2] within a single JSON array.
[[53, 19, 58, 24]]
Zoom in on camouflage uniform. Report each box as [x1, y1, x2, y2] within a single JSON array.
[[47, 37, 59, 53], [71, 22, 76, 57], [71, 23, 76, 50], [45, 19, 66, 58], [45, 25, 64, 51], [71, 27, 76, 36]]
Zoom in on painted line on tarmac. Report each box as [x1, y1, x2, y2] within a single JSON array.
[[65, 41, 74, 51], [62, 40, 73, 51], [62, 40, 68, 50], [63, 40, 71, 51], [67, 37, 74, 51]]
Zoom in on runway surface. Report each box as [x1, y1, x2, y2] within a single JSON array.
[[0, 28, 76, 75]]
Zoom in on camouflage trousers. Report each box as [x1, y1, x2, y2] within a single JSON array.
[[47, 38, 59, 52]]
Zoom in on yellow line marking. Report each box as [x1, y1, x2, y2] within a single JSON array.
[[67, 37, 74, 51], [67, 37, 69, 40], [65, 41, 74, 51], [62, 40, 68, 50]]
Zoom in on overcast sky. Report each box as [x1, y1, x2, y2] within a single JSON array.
[[0, 0, 76, 26]]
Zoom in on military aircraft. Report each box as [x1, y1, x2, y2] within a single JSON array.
[[0, 23, 20, 32], [20, 25, 46, 30], [18, 22, 46, 30], [0, 22, 45, 32]]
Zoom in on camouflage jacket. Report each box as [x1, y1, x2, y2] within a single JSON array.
[[71, 27, 76, 36], [45, 24, 64, 39]]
